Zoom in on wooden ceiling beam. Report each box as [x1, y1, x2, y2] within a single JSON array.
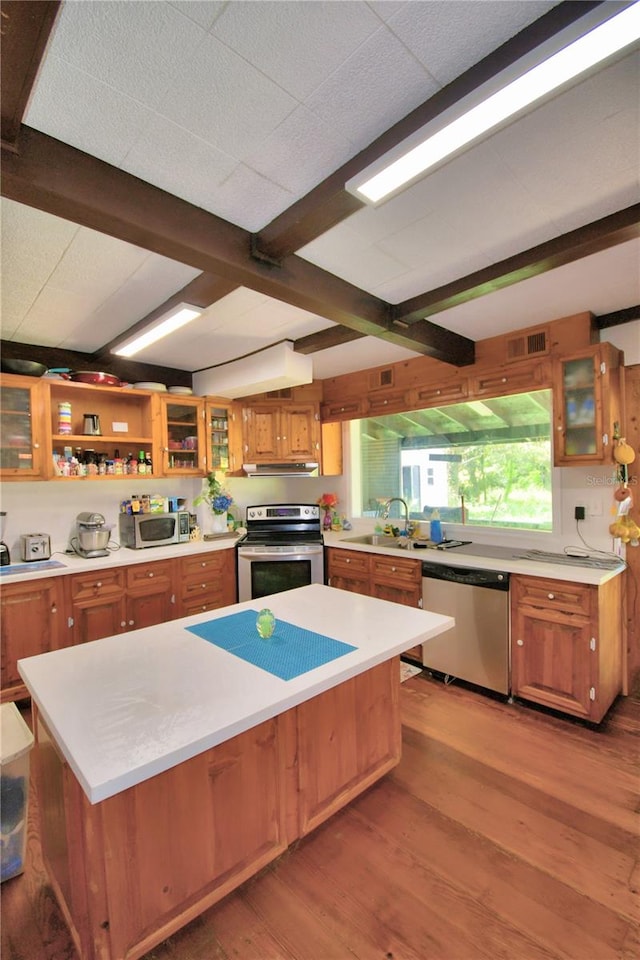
[[395, 205, 640, 324], [595, 304, 640, 329], [0, 0, 60, 146], [1, 125, 474, 365], [252, 1, 605, 262]]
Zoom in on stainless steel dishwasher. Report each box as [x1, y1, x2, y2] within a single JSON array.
[[420, 560, 510, 695]]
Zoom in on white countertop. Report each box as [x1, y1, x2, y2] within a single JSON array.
[[18, 583, 453, 805], [0, 533, 242, 584], [323, 532, 625, 586]]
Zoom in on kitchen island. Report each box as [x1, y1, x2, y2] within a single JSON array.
[[18, 583, 452, 960]]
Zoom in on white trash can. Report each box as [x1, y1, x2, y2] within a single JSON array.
[[1, 703, 34, 882]]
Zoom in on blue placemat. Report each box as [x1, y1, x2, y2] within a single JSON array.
[[186, 609, 356, 681], [0, 560, 67, 576]]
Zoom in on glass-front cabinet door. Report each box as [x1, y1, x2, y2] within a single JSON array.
[[206, 399, 242, 475], [160, 397, 206, 475], [553, 344, 622, 465], [0, 375, 45, 478]]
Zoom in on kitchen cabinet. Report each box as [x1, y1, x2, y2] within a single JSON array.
[[320, 397, 366, 422], [125, 558, 176, 630], [326, 547, 371, 595], [177, 548, 237, 617], [370, 553, 422, 607], [410, 375, 468, 408], [1, 577, 67, 701], [0, 374, 47, 479], [242, 401, 320, 463], [552, 343, 623, 465], [68, 567, 127, 644], [471, 357, 551, 398], [47, 379, 158, 479], [327, 547, 422, 608], [159, 395, 206, 476], [206, 399, 243, 475], [511, 573, 622, 723]]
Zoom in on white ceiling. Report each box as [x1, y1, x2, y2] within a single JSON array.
[[1, 0, 639, 381]]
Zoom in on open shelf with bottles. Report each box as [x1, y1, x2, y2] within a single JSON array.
[[46, 380, 157, 479]]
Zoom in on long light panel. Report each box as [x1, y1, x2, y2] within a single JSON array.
[[351, 2, 640, 204], [112, 304, 202, 358]]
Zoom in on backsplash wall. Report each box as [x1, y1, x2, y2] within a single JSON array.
[[0, 464, 623, 561]]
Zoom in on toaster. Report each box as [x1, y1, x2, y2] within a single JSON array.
[[20, 533, 51, 562]]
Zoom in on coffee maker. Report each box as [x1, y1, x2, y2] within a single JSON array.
[[0, 512, 10, 566]]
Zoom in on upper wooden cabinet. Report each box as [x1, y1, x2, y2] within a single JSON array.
[[159, 396, 206, 476], [0, 375, 47, 479], [205, 399, 243, 476], [552, 344, 623, 465], [242, 401, 320, 463]]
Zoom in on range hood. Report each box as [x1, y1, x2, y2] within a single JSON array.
[[243, 462, 319, 478]]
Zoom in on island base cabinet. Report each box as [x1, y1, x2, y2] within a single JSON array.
[[296, 658, 400, 836], [34, 710, 290, 960], [32, 658, 401, 960]]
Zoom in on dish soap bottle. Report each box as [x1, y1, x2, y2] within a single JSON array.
[[430, 510, 443, 544]]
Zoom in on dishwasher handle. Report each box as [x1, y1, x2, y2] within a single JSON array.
[[421, 560, 509, 590]]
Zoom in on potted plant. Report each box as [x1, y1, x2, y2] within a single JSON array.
[[194, 472, 234, 535]]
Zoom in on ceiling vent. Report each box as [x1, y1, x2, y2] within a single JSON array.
[[506, 327, 548, 362], [368, 368, 394, 390]]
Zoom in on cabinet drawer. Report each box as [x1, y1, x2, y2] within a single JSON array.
[[181, 553, 227, 579], [127, 559, 174, 590], [367, 390, 408, 416], [70, 568, 124, 600], [328, 549, 370, 577], [181, 578, 226, 601], [472, 359, 551, 397], [371, 554, 421, 584], [320, 398, 365, 422], [513, 575, 592, 617], [411, 378, 468, 406]]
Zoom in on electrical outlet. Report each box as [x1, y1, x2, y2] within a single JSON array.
[[574, 505, 586, 521]]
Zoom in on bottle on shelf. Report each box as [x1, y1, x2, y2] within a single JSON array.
[[145, 451, 153, 473], [137, 450, 146, 475]]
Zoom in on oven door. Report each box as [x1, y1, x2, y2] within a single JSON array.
[[237, 544, 324, 602]]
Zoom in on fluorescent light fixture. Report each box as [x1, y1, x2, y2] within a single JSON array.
[[351, 2, 640, 204], [112, 303, 202, 358]]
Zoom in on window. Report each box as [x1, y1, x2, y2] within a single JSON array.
[[351, 390, 553, 531]]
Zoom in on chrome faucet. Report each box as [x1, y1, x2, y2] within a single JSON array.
[[381, 497, 415, 535]]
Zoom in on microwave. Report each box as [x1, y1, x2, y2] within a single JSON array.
[[119, 511, 190, 549]]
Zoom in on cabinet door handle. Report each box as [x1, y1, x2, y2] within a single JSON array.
[[120, 621, 126, 628], [129, 620, 134, 626], [516, 639, 524, 646], [51, 605, 57, 614]]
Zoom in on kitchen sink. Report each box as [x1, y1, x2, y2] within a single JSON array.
[[342, 534, 402, 547]]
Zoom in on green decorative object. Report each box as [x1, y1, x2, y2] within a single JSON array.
[[256, 608, 276, 639]]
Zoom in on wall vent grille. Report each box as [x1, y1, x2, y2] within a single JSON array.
[[369, 368, 394, 390], [506, 327, 548, 361]]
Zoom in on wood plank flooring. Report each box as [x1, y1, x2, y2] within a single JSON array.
[[2, 676, 639, 960]]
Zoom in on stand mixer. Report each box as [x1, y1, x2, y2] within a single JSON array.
[[0, 511, 10, 565], [72, 512, 112, 558]]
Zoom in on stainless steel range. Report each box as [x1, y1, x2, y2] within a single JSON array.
[[237, 504, 324, 602]]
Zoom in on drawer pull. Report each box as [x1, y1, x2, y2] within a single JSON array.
[[148, 572, 154, 578], [346, 558, 351, 564], [95, 581, 102, 588], [548, 592, 555, 599], [391, 566, 397, 572]]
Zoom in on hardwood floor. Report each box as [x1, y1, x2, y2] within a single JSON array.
[[2, 676, 639, 960]]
